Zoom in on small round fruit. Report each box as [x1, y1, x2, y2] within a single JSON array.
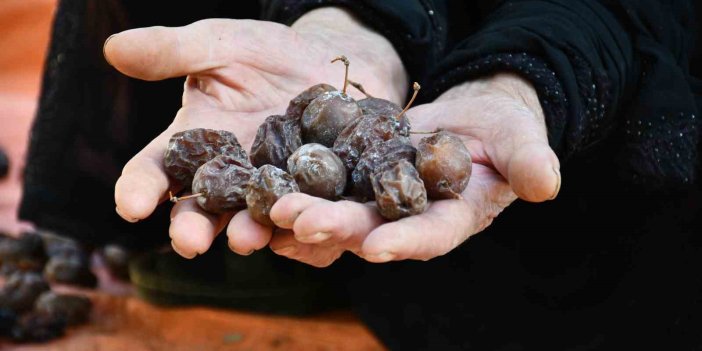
[[301, 91, 362, 146], [286, 84, 337, 120], [371, 159, 428, 220], [249, 115, 302, 170], [352, 138, 416, 201], [192, 154, 254, 213], [246, 165, 299, 227], [35, 292, 92, 326], [416, 131, 472, 199], [287, 143, 346, 200]]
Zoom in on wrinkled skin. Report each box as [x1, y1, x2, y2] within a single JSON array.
[[301, 91, 362, 147], [371, 159, 428, 220], [42, 237, 96, 288], [35, 291, 92, 326], [286, 84, 337, 120], [416, 131, 473, 199], [287, 143, 346, 200], [0, 271, 49, 312], [0, 232, 47, 275], [246, 165, 299, 227], [352, 138, 416, 201], [163, 128, 246, 186], [249, 115, 302, 170], [192, 154, 254, 214]]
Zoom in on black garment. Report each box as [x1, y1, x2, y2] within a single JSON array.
[[265, 0, 702, 349]]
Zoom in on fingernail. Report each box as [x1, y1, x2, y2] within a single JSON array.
[[103, 34, 116, 66], [549, 167, 562, 200], [274, 245, 298, 256], [366, 252, 396, 263], [300, 232, 331, 243], [115, 206, 139, 223], [171, 240, 196, 259]]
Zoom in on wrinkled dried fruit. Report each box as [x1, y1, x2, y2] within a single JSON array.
[[0, 232, 47, 275], [192, 154, 255, 214], [416, 131, 472, 199], [286, 84, 337, 120], [246, 165, 299, 227], [42, 237, 96, 288], [249, 115, 302, 170], [333, 112, 411, 172], [11, 310, 66, 342], [101, 244, 131, 281], [352, 138, 416, 201], [0, 271, 50, 313], [164, 128, 246, 186], [302, 91, 362, 147], [371, 159, 428, 220], [358, 97, 402, 117], [35, 292, 92, 326], [287, 143, 346, 199]]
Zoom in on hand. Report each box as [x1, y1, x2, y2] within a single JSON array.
[[107, 8, 408, 258], [263, 73, 561, 266]]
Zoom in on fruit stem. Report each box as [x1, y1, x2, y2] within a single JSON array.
[[396, 82, 421, 121], [331, 55, 350, 94], [410, 128, 443, 135], [347, 80, 373, 98], [169, 191, 204, 203]]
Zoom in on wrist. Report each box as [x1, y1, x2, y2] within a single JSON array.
[[291, 7, 408, 103]]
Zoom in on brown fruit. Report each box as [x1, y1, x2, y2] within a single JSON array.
[[0, 271, 50, 313], [352, 138, 416, 201], [287, 143, 346, 200], [246, 165, 299, 227], [192, 154, 255, 213], [249, 115, 302, 170], [163, 128, 246, 186], [301, 90, 362, 147], [416, 131, 472, 199], [35, 292, 92, 326], [371, 159, 428, 220], [286, 84, 337, 120]]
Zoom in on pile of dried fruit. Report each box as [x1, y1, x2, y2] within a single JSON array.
[[165, 56, 472, 224], [0, 232, 94, 342]]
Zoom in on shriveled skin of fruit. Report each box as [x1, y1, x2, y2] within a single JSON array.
[[416, 131, 472, 199], [11, 310, 66, 342], [302, 91, 362, 147], [371, 159, 428, 220], [287, 143, 346, 200], [286, 84, 337, 120], [249, 115, 302, 170], [333, 112, 411, 172], [358, 97, 411, 136], [192, 154, 254, 214], [352, 138, 416, 202], [164, 128, 247, 186], [246, 165, 299, 227], [35, 292, 92, 326], [0, 271, 49, 313]]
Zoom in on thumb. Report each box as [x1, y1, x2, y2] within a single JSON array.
[[103, 20, 230, 81]]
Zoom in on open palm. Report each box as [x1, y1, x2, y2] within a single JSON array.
[[108, 10, 408, 258]]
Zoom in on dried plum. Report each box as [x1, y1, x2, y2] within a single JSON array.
[[352, 138, 416, 201], [416, 131, 472, 199], [164, 128, 246, 186], [35, 292, 92, 326], [246, 165, 299, 227], [101, 244, 132, 281], [371, 159, 428, 220], [287, 144, 346, 200], [286, 84, 336, 120], [0, 232, 47, 275], [301, 90, 362, 147], [192, 154, 255, 213], [11, 310, 66, 342], [0, 271, 50, 313], [249, 115, 302, 170]]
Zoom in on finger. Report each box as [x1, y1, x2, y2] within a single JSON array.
[[362, 165, 516, 262], [291, 199, 385, 246], [104, 21, 229, 81], [227, 210, 273, 256], [268, 193, 326, 229], [168, 195, 232, 259], [269, 229, 343, 268]]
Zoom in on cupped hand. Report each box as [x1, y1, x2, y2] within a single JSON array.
[[108, 8, 408, 258], [264, 73, 561, 266]]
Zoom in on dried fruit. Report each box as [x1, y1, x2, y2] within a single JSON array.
[[0, 232, 47, 275], [11, 310, 66, 342], [287, 144, 346, 200], [416, 131, 472, 199], [192, 154, 255, 214], [358, 97, 401, 120], [352, 138, 416, 201], [286, 84, 337, 120], [249, 115, 302, 170], [163, 128, 246, 186], [101, 244, 131, 281], [0, 271, 50, 313], [35, 292, 92, 326], [371, 159, 428, 220], [302, 90, 362, 147], [246, 165, 299, 227]]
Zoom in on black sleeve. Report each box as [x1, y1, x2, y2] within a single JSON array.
[[428, 0, 699, 188], [260, 0, 450, 87]]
